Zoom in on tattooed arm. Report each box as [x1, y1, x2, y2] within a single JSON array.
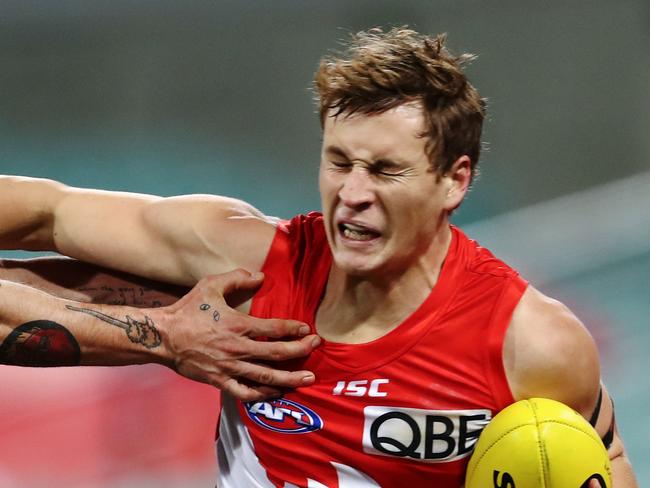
[[0, 279, 165, 367], [0, 270, 320, 401], [0, 256, 187, 307]]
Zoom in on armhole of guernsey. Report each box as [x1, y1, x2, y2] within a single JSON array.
[[486, 275, 529, 409], [250, 221, 291, 318]]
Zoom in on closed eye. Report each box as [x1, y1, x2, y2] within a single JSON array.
[[371, 158, 410, 177], [329, 160, 352, 171], [376, 168, 407, 177], [372, 164, 411, 178]]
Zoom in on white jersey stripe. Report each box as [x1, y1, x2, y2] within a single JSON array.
[[216, 393, 275, 488]]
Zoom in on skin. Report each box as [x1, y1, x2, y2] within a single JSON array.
[[315, 104, 635, 485], [316, 103, 467, 344], [0, 256, 188, 306], [505, 287, 632, 487], [0, 102, 637, 485], [0, 266, 319, 401]]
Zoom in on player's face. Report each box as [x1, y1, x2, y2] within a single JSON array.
[[319, 102, 469, 277]]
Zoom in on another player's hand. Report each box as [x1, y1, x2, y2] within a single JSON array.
[[158, 269, 320, 401]]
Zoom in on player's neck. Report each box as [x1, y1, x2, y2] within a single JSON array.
[[315, 226, 452, 344]]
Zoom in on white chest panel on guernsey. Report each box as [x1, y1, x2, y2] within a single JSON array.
[[216, 393, 383, 488], [216, 393, 273, 488]]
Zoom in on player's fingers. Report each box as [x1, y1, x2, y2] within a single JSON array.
[[236, 361, 315, 388], [221, 377, 283, 402], [248, 334, 321, 361], [248, 317, 313, 338], [206, 269, 264, 296]]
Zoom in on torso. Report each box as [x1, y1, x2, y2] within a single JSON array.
[[216, 213, 527, 487]]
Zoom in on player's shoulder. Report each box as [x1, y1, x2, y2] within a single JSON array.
[[452, 226, 520, 279], [279, 211, 325, 232], [154, 194, 281, 275], [261, 212, 330, 274], [276, 212, 327, 246], [503, 286, 601, 417]]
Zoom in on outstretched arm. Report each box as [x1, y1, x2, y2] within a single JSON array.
[[0, 269, 320, 401], [0, 175, 277, 287], [504, 287, 638, 487]]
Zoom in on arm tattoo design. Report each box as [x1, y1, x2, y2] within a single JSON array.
[[0, 320, 81, 366], [66, 305, 161, 349], [75, 286, 164, 307]]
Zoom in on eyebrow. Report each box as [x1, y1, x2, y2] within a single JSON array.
[[324, 145, 348, 159], [324, 145, 404, 168]]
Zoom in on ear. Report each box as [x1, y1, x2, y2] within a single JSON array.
[[443, 155, 472, 211]]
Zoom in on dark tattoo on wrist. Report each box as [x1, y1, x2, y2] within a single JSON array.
[[75, 286, 165, 307], [0, 321, 81, 367], [199, 303, 211, 311], [66, 305, 161, 349]]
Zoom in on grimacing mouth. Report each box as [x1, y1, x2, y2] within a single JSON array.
[[337, 222, 381, 241]]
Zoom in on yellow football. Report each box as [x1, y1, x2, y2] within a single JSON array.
[[465, 398, 611, 488]]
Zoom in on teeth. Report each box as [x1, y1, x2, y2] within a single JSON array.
[[341, 223, 377, 241], [343, 228, 375, 240], [343, 223, 368, 232]]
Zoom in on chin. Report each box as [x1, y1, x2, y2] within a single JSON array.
[[332, 251, 382, 277]]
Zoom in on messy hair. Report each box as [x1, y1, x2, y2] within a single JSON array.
[[314, 27, 486, 180]]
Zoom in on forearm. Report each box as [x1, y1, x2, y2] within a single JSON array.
[[0, 279, 172, 367], [611, 451, 638, 487], [0, 257, 186, 306], [0, 176, 65, 251]]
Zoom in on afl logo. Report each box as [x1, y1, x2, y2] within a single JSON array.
[[245, 398, 324, 434]]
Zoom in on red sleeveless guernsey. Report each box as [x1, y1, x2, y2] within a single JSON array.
[[216, 212, 528, 487]]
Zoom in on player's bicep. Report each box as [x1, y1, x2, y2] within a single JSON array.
[[141, 195, 278, 283], [506, 288, 635, 471], [505, 287, 601, 415], [54, 191, 275, 285]]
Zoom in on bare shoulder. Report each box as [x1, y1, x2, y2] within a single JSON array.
[[503, 286, 601, 418]]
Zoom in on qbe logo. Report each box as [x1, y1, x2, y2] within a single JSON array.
[[245, 399, 324, 434], [362, 406, 491, 462]]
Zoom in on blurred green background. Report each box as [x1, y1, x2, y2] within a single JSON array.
[[1, 0, 648, 485]]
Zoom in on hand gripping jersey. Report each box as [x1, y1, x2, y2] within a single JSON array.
[[216, 213, 528, 487]]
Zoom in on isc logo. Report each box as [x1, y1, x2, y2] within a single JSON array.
[[332, 379, 389, 397], [362, 406, 491, 463]]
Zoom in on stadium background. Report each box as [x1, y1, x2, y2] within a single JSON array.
[[0, 1, 648, 486]]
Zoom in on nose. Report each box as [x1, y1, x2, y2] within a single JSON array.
[[338, 168, 375, 210]]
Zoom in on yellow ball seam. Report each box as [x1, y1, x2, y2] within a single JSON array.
[[531, 401, 549, 488], [465, 424, 531, 484]]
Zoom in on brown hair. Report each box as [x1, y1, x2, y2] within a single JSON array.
[[314, 27, 486, 180]]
